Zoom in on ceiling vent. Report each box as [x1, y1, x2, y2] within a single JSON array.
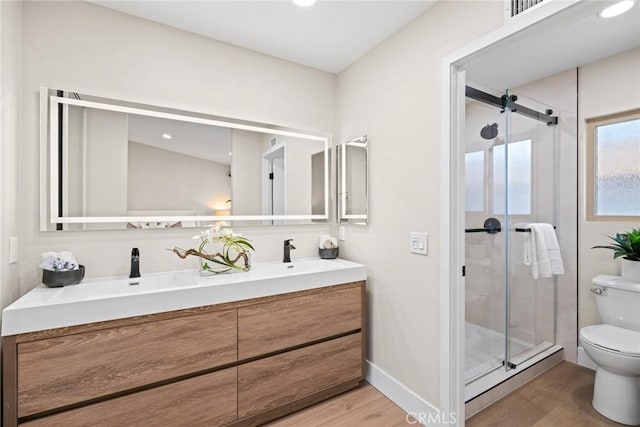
[[509, 0, 545, 17]]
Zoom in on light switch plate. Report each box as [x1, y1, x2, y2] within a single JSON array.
[[410, 232, 428, 255], [9, 236, 18, 264], [339, 226, 346, 241]]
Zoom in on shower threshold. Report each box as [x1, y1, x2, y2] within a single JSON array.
[[465, 322, 542, 384], [465, 344, 563, 403]]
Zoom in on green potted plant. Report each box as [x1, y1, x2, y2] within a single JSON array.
[[593, 228, 640, 283]]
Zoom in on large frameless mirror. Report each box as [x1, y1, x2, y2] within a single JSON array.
[[40, 88, 331, 231], [337, 135, 369, 225]]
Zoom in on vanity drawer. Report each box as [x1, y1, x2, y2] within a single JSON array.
[[238, 284, 362, 359], [237, 332, 362, 418], [21, 367, 237, 427], [17, 309, 237, 418]]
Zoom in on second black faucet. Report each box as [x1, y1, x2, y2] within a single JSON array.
[[130, 248, 140, 278], [283, 239, 296, 263]]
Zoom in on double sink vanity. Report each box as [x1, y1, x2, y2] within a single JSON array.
[[2, 258, 367, 426], [3, 86, 371, 426]]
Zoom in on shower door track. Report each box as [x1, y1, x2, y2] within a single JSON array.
[[465, 341, 556, 387], [465, 86, 558, 126]]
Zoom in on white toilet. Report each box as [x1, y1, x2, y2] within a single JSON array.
[[579, 275, 640, 426]]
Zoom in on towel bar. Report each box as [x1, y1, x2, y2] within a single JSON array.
[[515, 225, 556, 232]]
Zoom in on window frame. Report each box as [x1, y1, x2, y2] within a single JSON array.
[[586, 108, 640, 222]]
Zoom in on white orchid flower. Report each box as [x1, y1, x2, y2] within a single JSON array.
[[192, 230, 207, 240], [193, 225, 221, 241], [207, 225, 222, 240]]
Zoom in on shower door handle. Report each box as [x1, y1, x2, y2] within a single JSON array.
[[465, 217, 502, 234]]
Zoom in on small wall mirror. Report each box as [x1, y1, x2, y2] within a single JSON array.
[[337, 135, 369, 225], [40, 88, 331, 231]]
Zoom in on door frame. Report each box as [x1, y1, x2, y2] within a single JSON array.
[[438, 1, 581, 423], [261, 142, 287, 224]]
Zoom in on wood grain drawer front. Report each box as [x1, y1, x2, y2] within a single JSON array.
[[238, 285, 362, 359], [237, 333, 362, 419], [21, 367, 238, 427], [17, 309, 237, 418]]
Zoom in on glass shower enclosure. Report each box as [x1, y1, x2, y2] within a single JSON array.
[[464, 86, 559, 385]]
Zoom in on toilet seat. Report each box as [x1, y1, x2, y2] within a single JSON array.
[[580, 324, 640, 357]]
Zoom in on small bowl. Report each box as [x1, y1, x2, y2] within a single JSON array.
[[319, 248, 339, 259], [42, 265, 85, 288]]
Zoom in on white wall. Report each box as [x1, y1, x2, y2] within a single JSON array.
[[311, 150, 327, 217], [86, 109, 128, 220], [128, 142, 230, 213], [0, 2, 22, 412], [231, 129, 262, 216], [18, 1, 335, 291], [285, 137, 324, 216], [0, 0, 22, 310], [336, 0, 503, 406], [345, 144, 367, 215], [578, 47, 640, 329]]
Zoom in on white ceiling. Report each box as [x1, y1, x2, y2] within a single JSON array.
[[461, 0, 640, 90], [128, 114, 233, 164], [89, 0, 434, 73]]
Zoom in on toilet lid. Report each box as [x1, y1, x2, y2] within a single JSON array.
[[580, 325, 640, 356]]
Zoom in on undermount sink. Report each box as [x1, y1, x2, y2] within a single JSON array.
[[2, 257, 366, 336]]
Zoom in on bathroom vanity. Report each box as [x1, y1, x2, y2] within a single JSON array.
[[2, 258, 366, 427]]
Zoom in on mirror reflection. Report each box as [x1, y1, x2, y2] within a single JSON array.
[[337, 135, 368, 225], [44, 90, 330, 230]]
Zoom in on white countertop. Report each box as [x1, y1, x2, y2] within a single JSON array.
[[2, 258, 366, 336]]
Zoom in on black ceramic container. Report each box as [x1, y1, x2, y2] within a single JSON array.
[[319, 248, 339, 259], [42, 265, 85, 288]]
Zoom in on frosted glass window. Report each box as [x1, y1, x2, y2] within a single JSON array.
[[465, 151, 485, 212], [594, 119, 640, 217], [492, 140, 531, 215]]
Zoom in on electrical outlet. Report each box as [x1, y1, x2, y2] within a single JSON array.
[[410, 232, 428, 255], [9, 236, 18, 264]]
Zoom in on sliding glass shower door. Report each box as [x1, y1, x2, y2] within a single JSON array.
[[505, 90, 557, 367], [464, 86, 558, 385], [464, 96, 507, 383]]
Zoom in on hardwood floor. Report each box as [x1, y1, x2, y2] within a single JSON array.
[[266, 362, 622, 427], [467, 361, 624, 427], [265, 383, 414, 427]]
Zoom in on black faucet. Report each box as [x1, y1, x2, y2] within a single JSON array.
[[130, 248, 140, 278], [283, 239, 296, 263]]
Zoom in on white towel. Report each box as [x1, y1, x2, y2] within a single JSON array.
[[318, 235, 338, 249], [523, 223, 564, 279]]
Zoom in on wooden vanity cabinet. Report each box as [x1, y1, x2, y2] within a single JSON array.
[[17, 309, 238, 418], [21, 367, 239, 427], [3, 281, 365, 427]]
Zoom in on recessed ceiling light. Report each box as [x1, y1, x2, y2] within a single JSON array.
[[228, 152, 232, 156], [292, 0, 317, 7], [162, 133, 172, 140], [599, 0, 635, 18]]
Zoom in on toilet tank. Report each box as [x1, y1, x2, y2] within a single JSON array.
[[593, 275, 640, 331]]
